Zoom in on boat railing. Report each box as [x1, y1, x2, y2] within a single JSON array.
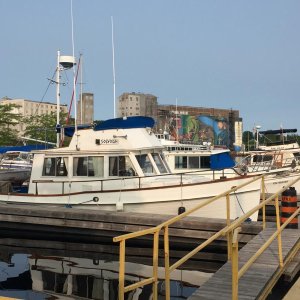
[[113, 174, 300, 300], [31, 168, 238, 195], [235, 150, 299, 174]]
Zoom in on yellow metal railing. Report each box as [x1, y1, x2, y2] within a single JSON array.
[[113, 175, 264, 300], [113, 174, 300, 300], [227, 176, 300, 300]]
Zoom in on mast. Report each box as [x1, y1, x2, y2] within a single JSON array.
[[80, 53, 83, 124], [175, 98, 178, 141], [56, 50, 61, 148], [70, 0, 78, 149], [111, 16, 116, 118]]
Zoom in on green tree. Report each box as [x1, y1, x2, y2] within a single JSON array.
[[23, 111, 69, 145], [0, 104, 22, 145], [242, 131, 255, 150]]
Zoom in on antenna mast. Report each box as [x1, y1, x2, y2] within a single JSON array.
[[111, 16, 116, 118], [70, 0, 78, 146], [56, 50, 61, 148], [80, 53, 83, 124]]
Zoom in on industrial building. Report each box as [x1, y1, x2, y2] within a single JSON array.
[[118, 92, 242, 149], [76, 93, 94, 125]]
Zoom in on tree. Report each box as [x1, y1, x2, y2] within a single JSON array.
[[242, 131, 255, 151], [0, 104, 22, 145], [23, 111, 69, 145]]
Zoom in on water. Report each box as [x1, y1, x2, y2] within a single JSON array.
[[0, 235, 214, 299]]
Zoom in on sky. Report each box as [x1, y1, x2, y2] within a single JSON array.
[[1, 0, 300, 131]]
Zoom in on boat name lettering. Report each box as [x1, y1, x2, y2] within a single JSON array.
[[100, 138, 118, 145]]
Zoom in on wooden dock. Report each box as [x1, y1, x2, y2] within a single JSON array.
[[0, 203, 261, 245], [0, 203, 262, 274], [188, 228, 300, 299]]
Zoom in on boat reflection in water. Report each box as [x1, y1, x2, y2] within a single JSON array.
[[0, 237, 216, 299]]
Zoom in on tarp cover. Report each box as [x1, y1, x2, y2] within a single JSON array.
[[260, 129, 297, 135], [64, 124, 93, 137], [94, 116, 155, 131], [210, 152, 235, 170], [0, 145, 50, 154]]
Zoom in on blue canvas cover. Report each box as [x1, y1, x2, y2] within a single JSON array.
[[0, 145, 51, 154], [94, 116, 155, 131], [210, 152, 235, 170], [64, 124, 93, 137]]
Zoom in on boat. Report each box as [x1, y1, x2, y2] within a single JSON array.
[[0, 151, 33, 171], [234, 128, 300, 195], [0, 151, 33, 187], [0, 116, 262, 220], [156, 131, 236, 179], [157, 128, 300, 196]]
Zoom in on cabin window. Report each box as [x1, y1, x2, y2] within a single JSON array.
[[109, 156, 136, 176], [200, 156, 211, 168], [152, 153, 168, 173], [42, 157, 68, 176], [175, 156, 211, 169], [175, 156, 187, 169], [253, 155, 273, 163], [73, 156, 104, 177], [136, 154, 155, 175], [188, 156, 200, 169], [293, 152, 300, 160]]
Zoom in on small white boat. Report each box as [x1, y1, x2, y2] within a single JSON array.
[[0, 151, 33, 171], [0, 151, 33, 186], [0, 117, 262, 220], [235, 129, 300, 194], [0, 168, 31, 187]]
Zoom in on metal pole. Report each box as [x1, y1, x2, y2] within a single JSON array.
[[80, 53, 83, 124], [232, 227, 241, 300], [164, 226, 171, 300], [275, 195, 283, 267], [118, 240, 125, 300], [226, 193, 232, 260], [56, 50, 60, 148], [152, 231, 159, 300]]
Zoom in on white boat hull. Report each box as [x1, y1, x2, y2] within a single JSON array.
[[0, 175, 261, 221], [263, 171, 300, 195]]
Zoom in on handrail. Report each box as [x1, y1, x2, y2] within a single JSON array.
[[31, 168, 258, 195], [113, 173, 300, 300], [224, 176, 300, 234], [228, 175, 300, 299], [113, 174, 264, 300]]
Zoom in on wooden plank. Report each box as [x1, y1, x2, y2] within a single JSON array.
[[283, 251, 300, 282], [0, 204, 261, 243], [0, 203, 262, 233], [188, 228, 300, 299]]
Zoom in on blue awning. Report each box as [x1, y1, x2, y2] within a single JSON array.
[[210, 152, 235, 170]]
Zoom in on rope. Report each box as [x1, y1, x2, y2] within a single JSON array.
[[233, 191, 252, 222]]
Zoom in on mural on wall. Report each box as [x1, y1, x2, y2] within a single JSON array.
[[157, 114, 229, 146]]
